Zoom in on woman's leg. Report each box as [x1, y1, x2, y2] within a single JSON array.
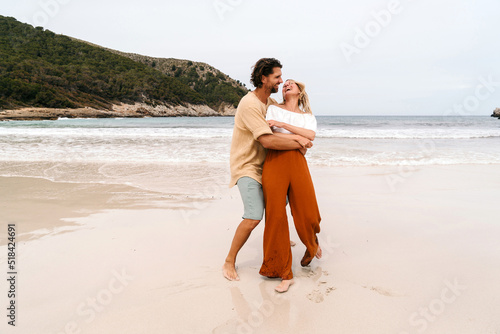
[[259, 150, 294, 281], [288, 150, 322, 267]]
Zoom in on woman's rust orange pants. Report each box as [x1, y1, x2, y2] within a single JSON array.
[[259, 149, 321, 280]]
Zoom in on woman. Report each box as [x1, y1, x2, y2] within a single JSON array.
[[259, 79, 322, 293]]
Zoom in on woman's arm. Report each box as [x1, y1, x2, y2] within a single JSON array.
[[267, 120, 316, 141], [270, 132, 312, 153]]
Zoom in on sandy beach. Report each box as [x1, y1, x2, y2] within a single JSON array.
[[0, 164, 499, 334]]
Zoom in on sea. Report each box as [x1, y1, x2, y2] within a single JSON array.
[[1, 116, 499, 195]]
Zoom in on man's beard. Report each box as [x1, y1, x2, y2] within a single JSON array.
[[270, 86, 278, 94]]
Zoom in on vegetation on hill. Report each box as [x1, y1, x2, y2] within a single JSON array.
[[0, 16, 247, 111], [106, 51, 249, 109]]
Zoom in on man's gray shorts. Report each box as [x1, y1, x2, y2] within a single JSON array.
[[236, 176, 264, 221]]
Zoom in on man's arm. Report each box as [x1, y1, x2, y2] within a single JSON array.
[[258, 133, 312, 150]]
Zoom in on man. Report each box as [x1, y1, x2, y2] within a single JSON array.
[[223, 58, 312, 281]]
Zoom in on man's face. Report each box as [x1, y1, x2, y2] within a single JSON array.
[[262, 67, 283, 94]]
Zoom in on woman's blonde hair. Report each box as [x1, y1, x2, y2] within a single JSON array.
[[283, 79, 312, 114]]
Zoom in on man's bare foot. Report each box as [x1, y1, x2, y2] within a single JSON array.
[[222, 261, 240, 281], [275, 279, 294, 293], [315, 245, 322, 259]]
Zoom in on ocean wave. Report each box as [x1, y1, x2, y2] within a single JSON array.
[[0, 127, 234, 139], [2, 117, 499, 168], [1, 155, 499, 167], [317, 129, 500, 139], [3, 127, 499, 140]]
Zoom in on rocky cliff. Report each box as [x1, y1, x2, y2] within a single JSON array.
[[0, 15, 246, 120]]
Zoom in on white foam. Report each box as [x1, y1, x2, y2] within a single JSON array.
[[0, 127, 233, 139], [1, 117, 499, 171], [317, 128, 500, 139]]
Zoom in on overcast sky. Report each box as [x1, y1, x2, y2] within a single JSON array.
[[3, 0, 500, 115]]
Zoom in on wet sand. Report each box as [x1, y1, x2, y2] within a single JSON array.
[[0, 164, 499, 333]]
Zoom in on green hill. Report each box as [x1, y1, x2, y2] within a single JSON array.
[[0, 16, 247, 112], [106, 51, 249, 111]]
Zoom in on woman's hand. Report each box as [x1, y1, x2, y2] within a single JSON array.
[[267, 120, 284, 128], [295, 135, 313, 148]]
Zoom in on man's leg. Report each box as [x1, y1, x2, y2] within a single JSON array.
[[223, 177, 264, 281], [223, 218, 260, 281]]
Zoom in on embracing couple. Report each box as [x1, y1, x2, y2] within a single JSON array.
[[222, 58, 322, 293]]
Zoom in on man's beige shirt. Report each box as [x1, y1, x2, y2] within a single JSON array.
[[229, 92, 276, 187]]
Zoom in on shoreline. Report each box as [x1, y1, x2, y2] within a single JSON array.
[[0, 103, 236, 121], [1, 110, 497, 121], [0, 164, 499, 333], [0, 176, 172, 243]]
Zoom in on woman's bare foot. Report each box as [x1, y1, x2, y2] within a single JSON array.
[[301, 245, 322, 266], [290, 240, 296, 247], [315, 245, 322, 259], [275, 279, 294, 293], [222, 261, 240, 281]]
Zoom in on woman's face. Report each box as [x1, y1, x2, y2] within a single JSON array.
[[282, 80, 300, 100]]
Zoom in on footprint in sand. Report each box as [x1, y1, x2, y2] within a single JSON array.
[[362, 285, 396, 297], [307, 289, 324, 303], [325, 286, 336, 295], [307, 285, 336, 302], [298, 267, 323, 280], [299, 267, 336, 302]]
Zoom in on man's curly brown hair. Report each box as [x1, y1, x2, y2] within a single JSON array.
[[250, 58, 282, 88]]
